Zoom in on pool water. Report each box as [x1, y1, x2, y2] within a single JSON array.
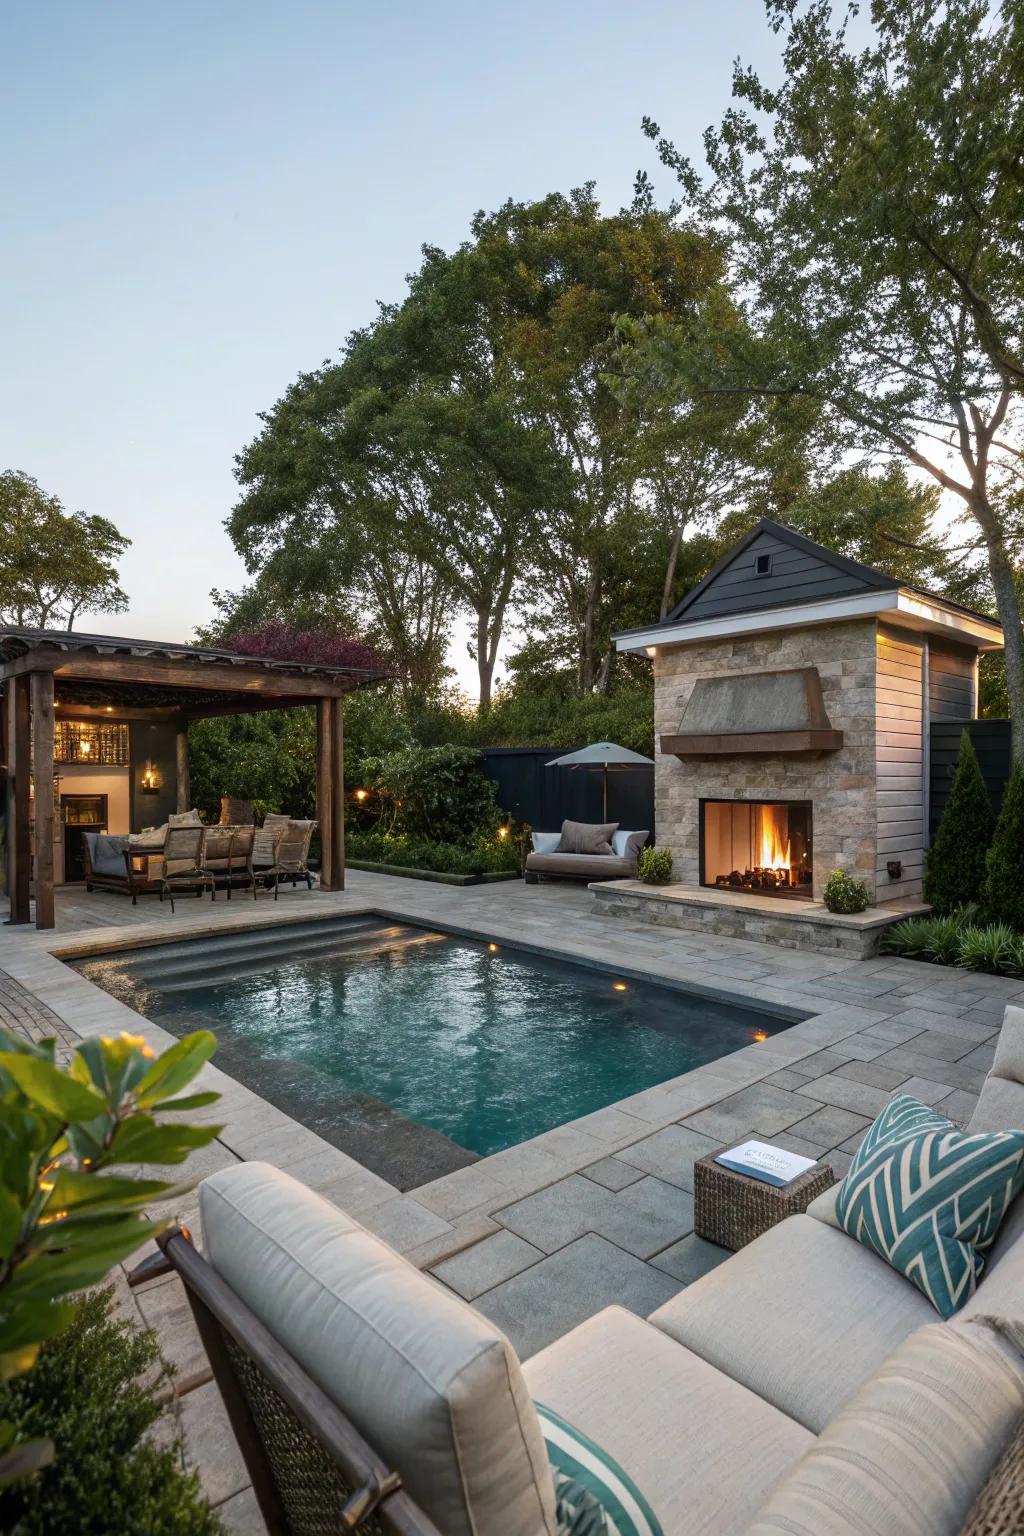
[[79, 919, 787, 1184]]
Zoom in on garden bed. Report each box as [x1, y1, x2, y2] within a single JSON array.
[[346, 858, 521, 887]]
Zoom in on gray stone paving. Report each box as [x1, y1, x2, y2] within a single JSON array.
[[3, 871, 1024, 1523]]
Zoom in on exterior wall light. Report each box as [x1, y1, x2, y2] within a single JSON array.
[[141, 764, 161, 793]]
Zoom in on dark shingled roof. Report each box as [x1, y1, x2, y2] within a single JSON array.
[[0, 627, 391, 682]]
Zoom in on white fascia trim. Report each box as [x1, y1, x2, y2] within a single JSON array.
[[615, 588, 1003, 655]]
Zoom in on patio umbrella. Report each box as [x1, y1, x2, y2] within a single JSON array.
[[545, 741, 655, 821]]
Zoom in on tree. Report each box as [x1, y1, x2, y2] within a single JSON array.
[[634, 0, 1024, 752], [981, 761, 1024, 928], [0, 472, 130, 630], [924, 731, 995, 911], [231, 188, 738, 704]]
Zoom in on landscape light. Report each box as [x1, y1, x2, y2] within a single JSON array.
[[497, 826, 510, 840], [355, 788, 368, 801]]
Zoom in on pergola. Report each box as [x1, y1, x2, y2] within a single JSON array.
[[0, 629, 391, 930]]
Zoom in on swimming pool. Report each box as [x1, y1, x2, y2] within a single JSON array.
[[78, 916, 790, 1188]]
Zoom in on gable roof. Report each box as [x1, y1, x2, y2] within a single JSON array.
[[665, 518, 896, 626], [661, 518, 994, 629]]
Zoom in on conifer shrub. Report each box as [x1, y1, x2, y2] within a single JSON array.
[[981, 761, 1024, 931], [924, 732, 995, 912]]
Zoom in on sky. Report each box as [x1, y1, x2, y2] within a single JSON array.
[[1, 0, 789, 693]]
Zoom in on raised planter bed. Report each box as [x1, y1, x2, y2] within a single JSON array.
[[346, 858, 521, 888]]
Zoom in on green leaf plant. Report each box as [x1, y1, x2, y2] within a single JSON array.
[[0, 1026, 221, 1486]]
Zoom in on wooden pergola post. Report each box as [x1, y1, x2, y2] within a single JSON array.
[[316, 696, 346, 891], [6, 676, 31, 924], [176, 723, 190, 813], [30, 670, 55, 930]]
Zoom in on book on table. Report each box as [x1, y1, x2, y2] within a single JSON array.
[[714, 1140, 818, 1188]]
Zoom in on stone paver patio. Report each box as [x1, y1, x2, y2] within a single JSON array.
[[2, 871, 1020, 1529]]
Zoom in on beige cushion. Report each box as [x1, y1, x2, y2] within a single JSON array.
[[960, 1222, 1024, 1321], [805, 1183, 841, 1230], [523, 1306, 811, 1536], [526, 852, 635, 880], [557, 819, 618, 855], [199, 1163, 555, 1536], [648, 1214, 934, 1433], [744, 1321, 1024, 1536], [168, 808, 203, 826]]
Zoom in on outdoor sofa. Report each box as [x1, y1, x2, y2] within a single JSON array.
[[525, 822, 649, 884], [148, 1003, 1024, 1535]]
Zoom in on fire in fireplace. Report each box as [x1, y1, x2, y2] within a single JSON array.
[[701, 800, 813, 899]]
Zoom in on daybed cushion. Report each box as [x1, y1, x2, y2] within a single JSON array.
[[199, 1162, 556, 1536], [523, 1306, 811, 1536], [532, 831, 563, 854], [168, 808, 202, 826], [647, 1214, 935, 1433], [526, 853, 635, 880], [969, 1003, 1024, 1136], [611, 829, 649, 859], [85, 832, 129, 878], [744, 1320, 1024, 1536], [558, 819, 618, 855]]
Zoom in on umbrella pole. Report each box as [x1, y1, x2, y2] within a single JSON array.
[[603, 765, 608, 822]]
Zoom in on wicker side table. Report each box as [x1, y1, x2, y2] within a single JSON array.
[[694, 1147, 836, 1251]]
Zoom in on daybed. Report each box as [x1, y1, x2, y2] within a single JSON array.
[[142, 1003, 1024, 1535], [525, 822, 649, 884]]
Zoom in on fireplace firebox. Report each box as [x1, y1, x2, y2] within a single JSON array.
[[701, 799, 813, 899]]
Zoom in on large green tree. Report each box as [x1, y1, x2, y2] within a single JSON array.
[[0, 472, 130, 630], [632, 0, 1024, 751], [230, 188, 740, 704]]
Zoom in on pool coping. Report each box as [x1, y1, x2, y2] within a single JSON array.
[[4, 878, 1014, 1276]]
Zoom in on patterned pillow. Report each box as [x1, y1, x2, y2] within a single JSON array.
[[835, 1095, 1024, 1318], [534, 1402, 663, 1536]]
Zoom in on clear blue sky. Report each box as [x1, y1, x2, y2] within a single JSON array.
[[2, 0, 785, 686]]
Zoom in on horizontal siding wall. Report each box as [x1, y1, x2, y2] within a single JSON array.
[[928, 641, 976, 722], [876, 624, 924, 900]]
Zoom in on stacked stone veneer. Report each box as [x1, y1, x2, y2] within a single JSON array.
[[655, 617, 897, 903]]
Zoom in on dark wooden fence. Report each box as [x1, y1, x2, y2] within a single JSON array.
[[929, 718, 1012, 838], [480, 747, 655, 835]]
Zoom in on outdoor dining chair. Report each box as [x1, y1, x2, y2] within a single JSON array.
[[159, 825, 214, 912]]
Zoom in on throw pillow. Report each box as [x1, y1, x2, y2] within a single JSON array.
[[835, 1094, 1024, 1318], [611, 830, 650, 860], [557, 820, 618, 856], [534, 1402, 663, 1536]]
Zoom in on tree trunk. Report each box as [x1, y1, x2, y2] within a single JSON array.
[[661, 522, 686, 620], [982, 524, 1024, 762], [476, 609, 494, 714], [580, 567, 600, 692]]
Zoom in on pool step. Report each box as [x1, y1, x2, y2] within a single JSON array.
[[107, 919, 441, 992], [153, 928, 446, 992], [106, 915, 389, 978]]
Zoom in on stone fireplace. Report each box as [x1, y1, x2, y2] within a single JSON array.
[[602, 519, 1004, 952]]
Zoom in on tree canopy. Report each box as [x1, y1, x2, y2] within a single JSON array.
[[228, 187, 742, 703], [0, 471, 130, 630], [629, 0, 1024, 749]]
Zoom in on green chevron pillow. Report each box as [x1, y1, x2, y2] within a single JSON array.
[[534, 1402, 663, 1536], [836, 1095, 1024, 1318]]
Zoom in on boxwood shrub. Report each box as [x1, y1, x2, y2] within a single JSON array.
[[0, 1287, 223, 1536]]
